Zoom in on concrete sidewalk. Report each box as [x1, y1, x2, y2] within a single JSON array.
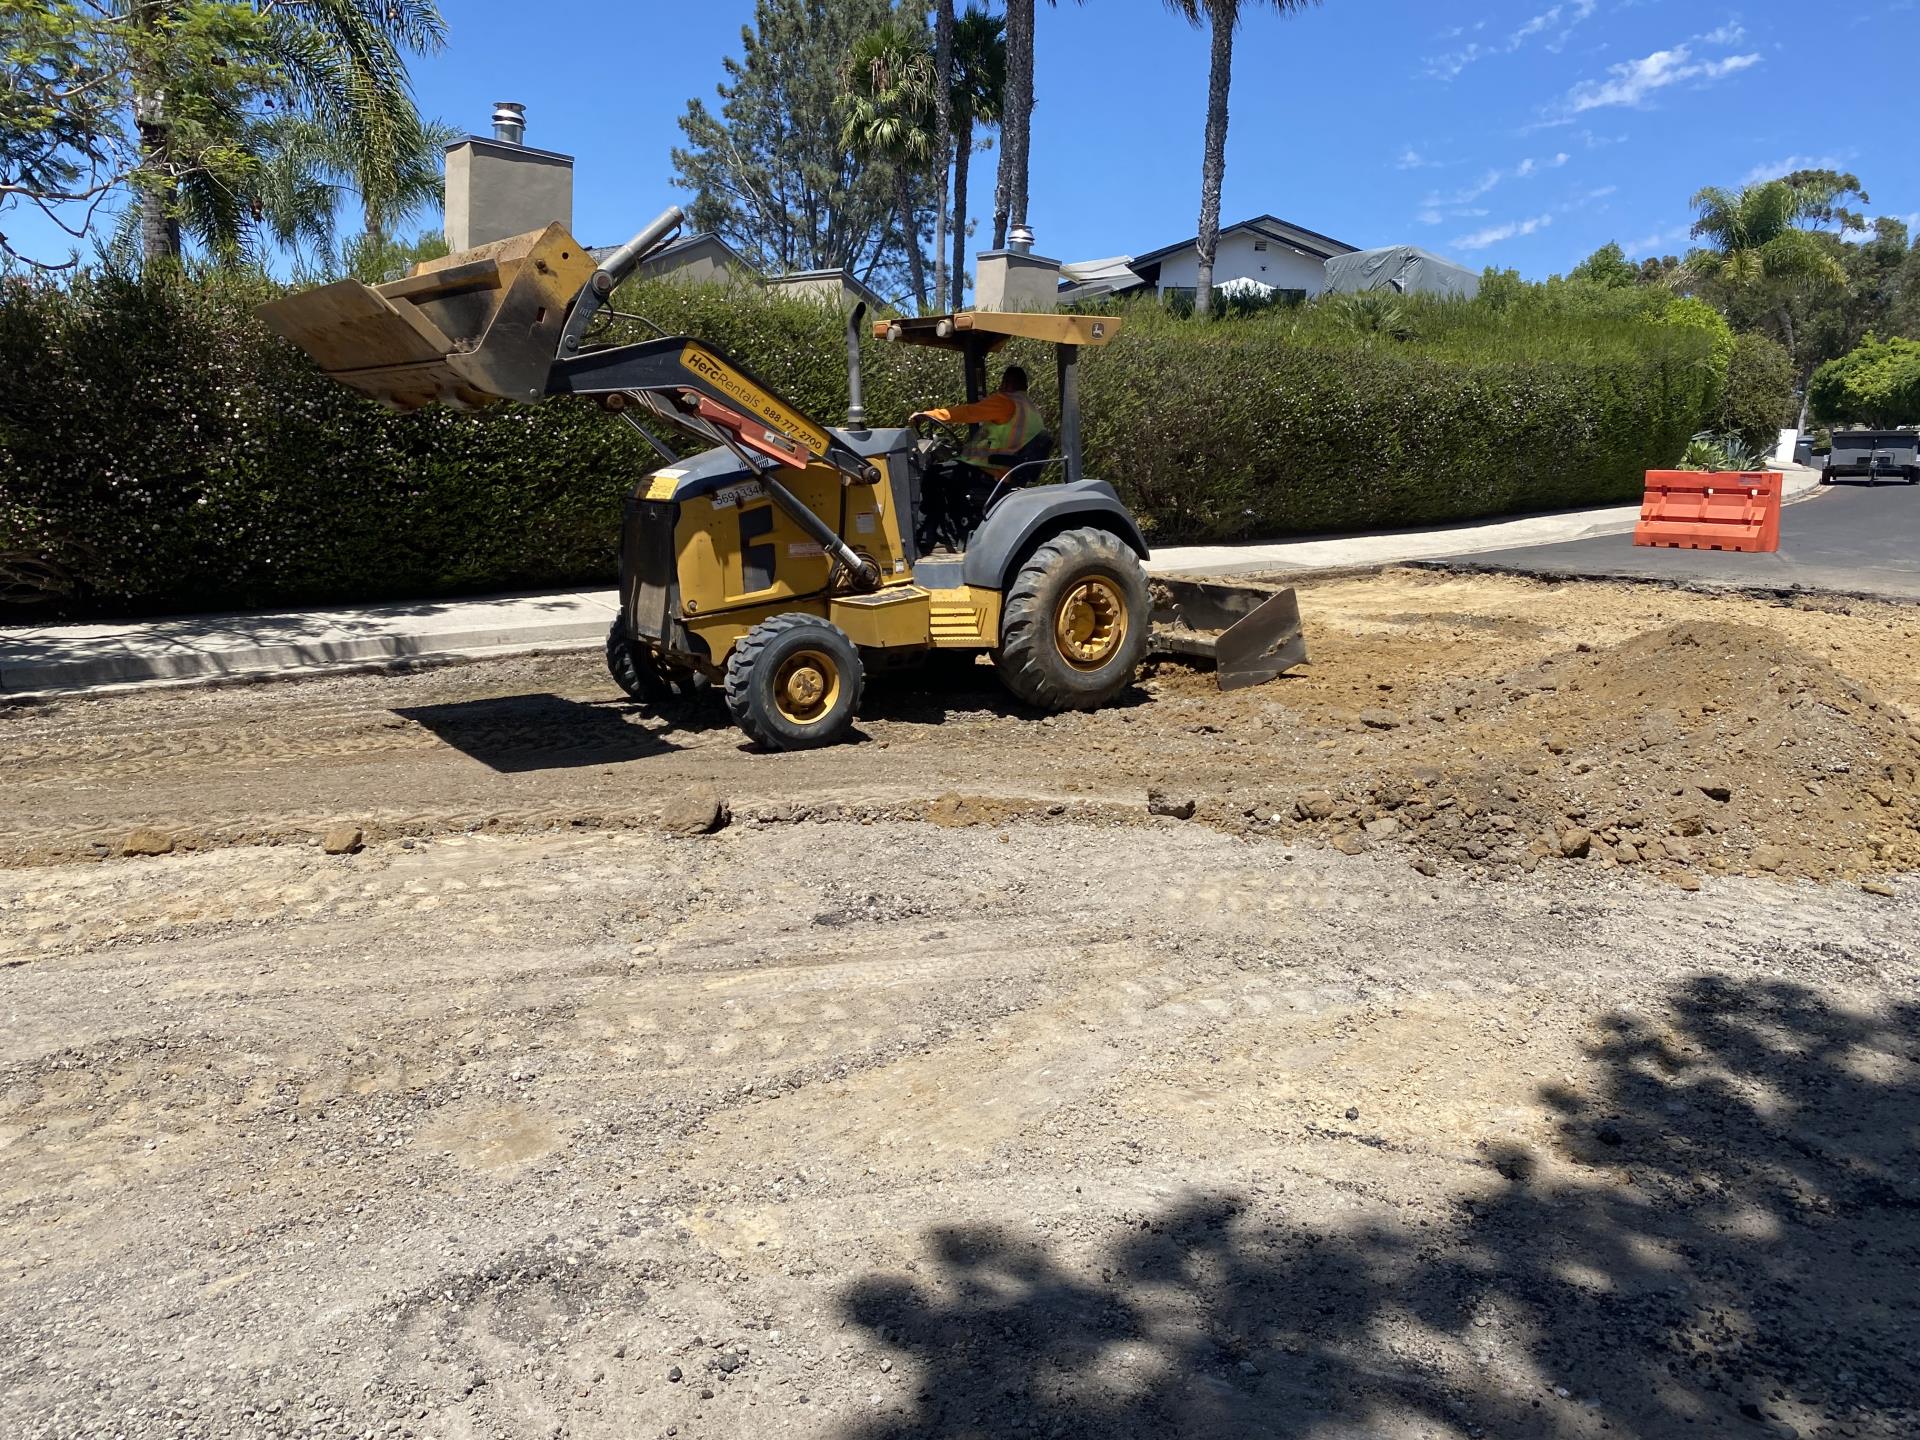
[[1, 590, 621, 698], [1150, 463, 1826, 576], [0, 467, 1827, 698]]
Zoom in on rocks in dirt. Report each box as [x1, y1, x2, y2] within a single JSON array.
[[1753, 844, 1788, 873], [667, 1365, 682, 1383], [660, 786, 730, 836], [1412, 857, 1440, 877], [1359, 709, 1400, 730], [1861, 880, 1896, 898], [1295, 791, 1337, 821], [1147, 790, 1197, 820], [1362, 817, 1401, 841], [121, 827, 175, 857], [1694, 777, 1733, 803], [321, 824, 364, 855], [1330, 832, 1370, 856], [1557, 827, 1592, 859]]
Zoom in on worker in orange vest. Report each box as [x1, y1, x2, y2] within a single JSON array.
[[909, 366, 1051, 552], [910, 365, 1048, 479]]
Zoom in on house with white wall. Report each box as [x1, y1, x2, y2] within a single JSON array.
[[1061, 215, 1358, 305]]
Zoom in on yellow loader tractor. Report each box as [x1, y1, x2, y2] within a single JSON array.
[[259, 207, 1306, 749]]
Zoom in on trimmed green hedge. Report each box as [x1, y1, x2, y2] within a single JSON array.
[[1, 267, 1728, 617]]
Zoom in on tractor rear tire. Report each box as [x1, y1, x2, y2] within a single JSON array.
[[994, 527, 1150, 712], [725, 614, 865, 750], [606, 618, 705, 705]]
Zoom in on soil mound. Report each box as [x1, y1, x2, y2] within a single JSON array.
[[1290, 621, 1920, 882]]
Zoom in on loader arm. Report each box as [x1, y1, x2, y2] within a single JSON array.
[[548, 336, 879, 488]]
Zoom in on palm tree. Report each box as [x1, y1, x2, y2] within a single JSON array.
[[932, 0, 955, 312], [133, 0, 446, 263], [949, 6, 1005, 308], [1687, 179, 1849, 363], [1163, 0, 1319, 318], [992, 0, 1031, 251], [842, 21, 937, 313], [243, 110, 455, 268]]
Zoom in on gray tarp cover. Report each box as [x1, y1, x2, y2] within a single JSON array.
[[1322, 245, 1480, 299]]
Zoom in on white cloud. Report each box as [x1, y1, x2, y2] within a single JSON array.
[[1424, 42, 1490, 80], [1561, 185, 1620, 213], [1510, 0, 1598, 53], [1566, 45, 1761, 112], [1739, 154, 1846, 186], [1697, 20, 1747, 45], [1623, 222, 1694, 255], [1417, 209, 1444, 226], [1428, 152, 1568, 212], [1454, 214, 1554, 251], [1426, 1, 1593, 79], [1396, 146, 1432, 170]]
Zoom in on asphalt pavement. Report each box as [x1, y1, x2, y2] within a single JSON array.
[[1423, 478, 1920, 602]]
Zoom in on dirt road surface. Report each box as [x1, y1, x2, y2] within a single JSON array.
[[3, 570, 1918, 1440]]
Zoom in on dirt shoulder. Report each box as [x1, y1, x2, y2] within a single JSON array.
[[5, 569, 1918, 884]]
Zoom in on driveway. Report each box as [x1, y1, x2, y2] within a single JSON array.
[[1423, 479, 1920, 601]]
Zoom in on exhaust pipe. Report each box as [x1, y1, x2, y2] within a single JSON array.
[[845, 302, 868, 429]]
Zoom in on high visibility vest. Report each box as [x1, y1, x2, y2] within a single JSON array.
[[965, 392, 1045, 470]]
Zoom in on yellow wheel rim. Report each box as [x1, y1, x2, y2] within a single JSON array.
[[772, 648, 841, 725], [1054, 576, 1127, 670]]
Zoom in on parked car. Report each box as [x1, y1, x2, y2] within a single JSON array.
[[1821, 429, 1920, 485]]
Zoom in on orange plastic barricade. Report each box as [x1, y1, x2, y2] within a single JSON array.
[[1632, 470, 1782, 553]]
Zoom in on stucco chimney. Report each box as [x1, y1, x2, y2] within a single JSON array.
[[444, 103, 573, 251]]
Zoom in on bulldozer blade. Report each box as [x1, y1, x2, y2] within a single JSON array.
[[256, 223, 596, 411], [1150, 576, 1308, 691]]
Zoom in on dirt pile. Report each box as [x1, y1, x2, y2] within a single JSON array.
[[1265, 620, 1920, 882]]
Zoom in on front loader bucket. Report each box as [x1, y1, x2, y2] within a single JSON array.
[[1150, 576, 1308, 691], [256, 223, 597, 411]]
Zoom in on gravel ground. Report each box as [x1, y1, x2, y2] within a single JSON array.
[[3, 571, 1918, 1440]]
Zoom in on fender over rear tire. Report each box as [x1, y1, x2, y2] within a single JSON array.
[[993, 526, 1150, 712], [725, 614, 864, 750]]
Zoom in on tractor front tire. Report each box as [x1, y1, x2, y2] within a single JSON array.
[[725, 614, 865, 750], [994, 527, 1150, 712]]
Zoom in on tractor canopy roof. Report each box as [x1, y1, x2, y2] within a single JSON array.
[[875, 311, 1122, 352]]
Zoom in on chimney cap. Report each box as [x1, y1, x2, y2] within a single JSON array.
[[1008, 223, 1035, 255], [492, 101, 526, 144]]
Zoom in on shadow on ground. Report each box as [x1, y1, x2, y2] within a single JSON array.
[[393, 693, 691, 771], [838, 975, 1920, 1439]]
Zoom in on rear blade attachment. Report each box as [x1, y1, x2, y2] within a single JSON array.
[[256, 223, 596, 411], [1149, 576, 1308, 691]]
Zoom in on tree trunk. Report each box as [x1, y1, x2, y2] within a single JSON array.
[[994, 0, 1031, 248], [1009, 0, 1034, 233], [131, 1, 180, 264], [1193, 7, 1234, 320], [896, 169, 928, 314], [933, 0, 954, 312], [951, 111, 972, 310]]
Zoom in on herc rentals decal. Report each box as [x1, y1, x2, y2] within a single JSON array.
[[679, 344, 830, 455]]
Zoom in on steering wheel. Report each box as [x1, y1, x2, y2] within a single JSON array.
[[911, 413, 969, 455]]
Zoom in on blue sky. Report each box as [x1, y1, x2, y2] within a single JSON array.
[[9, 0, 1918, 276]]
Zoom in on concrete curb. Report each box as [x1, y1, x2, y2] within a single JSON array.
[[2, 593, 618, 699]]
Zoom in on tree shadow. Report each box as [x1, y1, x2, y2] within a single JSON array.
[[838, 975, 1920, 1438]]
